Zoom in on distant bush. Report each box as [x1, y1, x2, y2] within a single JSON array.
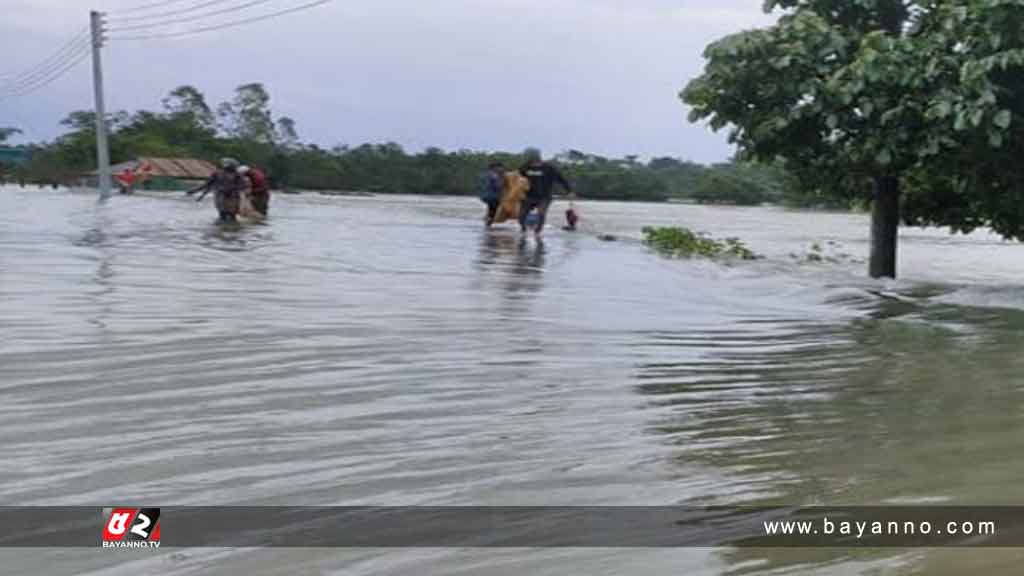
[[12, 82, 829, 206], [692, 170, 767, 205], [642, 226, 760, 260]]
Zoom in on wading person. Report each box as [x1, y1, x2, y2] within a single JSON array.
[[239, 165, 270, 217], [564, 202, 579, 231], [518, 149, 572, 236], [187, 158, 247, 223], [115, 168, 136, 195], [479, 161, 504, 227]]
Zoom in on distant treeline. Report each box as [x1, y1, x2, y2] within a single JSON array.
[[0, 83, 840, 208]]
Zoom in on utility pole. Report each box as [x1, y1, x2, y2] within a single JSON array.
[[90, 10, 111, 198]]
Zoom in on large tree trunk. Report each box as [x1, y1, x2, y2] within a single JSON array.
[[869, 175, 900, 279]]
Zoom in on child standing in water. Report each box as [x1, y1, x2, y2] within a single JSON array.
[[564, 203, 579, 231]]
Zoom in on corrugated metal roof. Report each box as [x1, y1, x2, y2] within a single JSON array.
[[108, 160, 138, 173], [91, 157, 217, 179], [138, 157, 216, 179]]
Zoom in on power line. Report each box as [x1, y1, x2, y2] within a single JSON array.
[[0, 46, 90, 98], [0, 27, 90, 83], [0, 37, 92, 95], [0, 39, 91, 96], [114, 0, 202, 15], [0, 48, 91, 101], [109, 0, 250, 23], [109, 0, 278, 31], [0, 35, 91, 86], [109, 0, 333, 40]]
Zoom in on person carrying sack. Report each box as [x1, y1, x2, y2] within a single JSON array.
[[187, 158, 246, 223]]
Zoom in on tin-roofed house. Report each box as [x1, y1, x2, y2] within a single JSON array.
[[85, 157, 217, 191]]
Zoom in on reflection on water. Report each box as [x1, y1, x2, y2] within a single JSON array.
[[4, 188, 1024, 574], [477, 232, 546, 273], [477, 232, 548, 314]]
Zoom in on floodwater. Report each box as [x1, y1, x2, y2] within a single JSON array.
[[4, 186, 1024, 574]]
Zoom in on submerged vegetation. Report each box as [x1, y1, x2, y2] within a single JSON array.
[[642, 226, 760, 260], [0, 83, 826, 206], [789, 241, 864, 266]]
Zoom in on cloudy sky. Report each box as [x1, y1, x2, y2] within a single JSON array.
[[3, 0, 775, 163]]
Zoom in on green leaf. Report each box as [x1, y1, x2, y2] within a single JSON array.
[[876, 148, 892, 166], [971, 109, 985, 128], [989, 130, 1004, 148], [954, 111, 968, 132], [881, 108, 902, 126], [994, 109, 1012, 130]]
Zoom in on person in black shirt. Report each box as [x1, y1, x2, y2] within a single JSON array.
[[518, 149, 572, 236]]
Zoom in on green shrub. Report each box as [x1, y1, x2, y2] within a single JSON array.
[[642, 226, 760, 260], [692, 169, 767, 205]]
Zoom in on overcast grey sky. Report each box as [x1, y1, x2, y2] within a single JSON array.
[[3, 0, 775, 163]]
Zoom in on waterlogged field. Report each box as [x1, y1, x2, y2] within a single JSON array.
[[4, 187, 1024, 574]]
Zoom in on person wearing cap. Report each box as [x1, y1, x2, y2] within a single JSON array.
[[238, 165, 270, 217], [518, 149, 573, 236], [187, 158, 247, 223]]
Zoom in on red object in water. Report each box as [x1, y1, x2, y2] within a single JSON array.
[[115, 169, 136, 187], [565, 207, 579, 231], [247, 167, 268, 193]]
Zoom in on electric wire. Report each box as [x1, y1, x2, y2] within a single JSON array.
[[109, 0, 253, 23], [0, 48, 91, 101], [109, 0, 332, 40], [0, 47, 91, 98], [0, 28, 90, 83], [109, 0, 278, 31], [113, 0, 202, 15], [0, 37, 92, 95]]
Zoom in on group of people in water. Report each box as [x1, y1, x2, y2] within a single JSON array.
[[480, 149, 577, 236], [183, 150, 574, 230], [188, 157, 270, 223]]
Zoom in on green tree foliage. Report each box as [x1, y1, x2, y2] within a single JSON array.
[[0, 127, 21, 144], [682, 0, 1024, 276], [218, 83, 276, 144], [0, 127, 25, 180], [558, 151, 668, 202], [15, 83, 798, 201], [162, 85, 216, 131], [691, 162, 799, 206], [276, 117, 299, 149]]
